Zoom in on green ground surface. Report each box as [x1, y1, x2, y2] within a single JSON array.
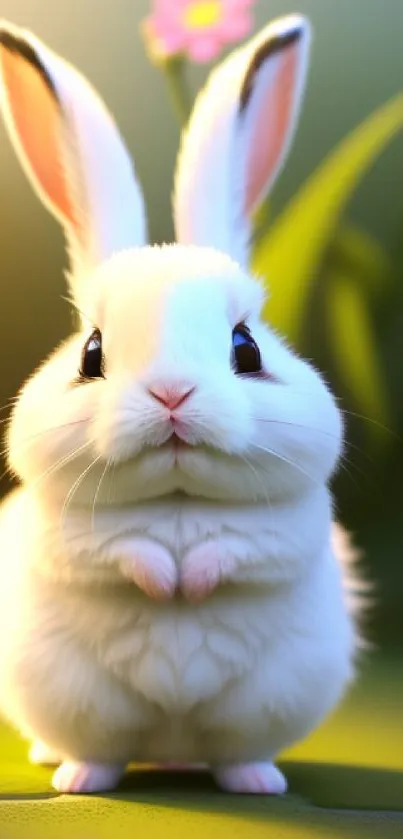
[[0, 651, 402, 839]]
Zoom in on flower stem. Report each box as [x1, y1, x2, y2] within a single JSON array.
[[162, 55, 192, 127]]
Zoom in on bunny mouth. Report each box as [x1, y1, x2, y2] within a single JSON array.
[[171, 432, 188, 448], [158, 433, 217, 462], [169, 433, 193, 462]]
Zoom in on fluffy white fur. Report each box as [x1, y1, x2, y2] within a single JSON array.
[[0, 15, 358, 796]]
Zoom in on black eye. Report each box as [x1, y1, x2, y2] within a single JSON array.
[[232, 323, 262, 375], [79, 329, 105, 380]]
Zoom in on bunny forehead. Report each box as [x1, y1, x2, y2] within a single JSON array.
[[85, 245, 265, 333], [0, 15, 311, 313]]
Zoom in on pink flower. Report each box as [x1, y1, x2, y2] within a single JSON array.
[[142, 0, 256, 64]]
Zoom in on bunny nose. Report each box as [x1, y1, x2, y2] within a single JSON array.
[[148, 384, 195, 410]]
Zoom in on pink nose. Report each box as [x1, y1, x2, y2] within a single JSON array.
[[148, 384, 195, 411]]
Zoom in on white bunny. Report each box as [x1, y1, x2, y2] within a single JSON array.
[[0, 15, 360, 795]]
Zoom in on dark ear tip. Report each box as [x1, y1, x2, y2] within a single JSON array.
[[274, 23, 305, 47], [0, 26, 57, 98], [239, 17, 309, 112], [276, 14, 311, 40]]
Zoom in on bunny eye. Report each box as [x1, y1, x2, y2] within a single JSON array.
[[232, 324, 262, 375], [78, 328, 105, 380]]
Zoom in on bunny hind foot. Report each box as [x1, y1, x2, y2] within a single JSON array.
[[213, 761, 287, 794], [52, 760, 125, 793]]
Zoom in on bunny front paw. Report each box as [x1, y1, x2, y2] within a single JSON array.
[[181, 540, 236, 602], [119, 539, 177, 601]]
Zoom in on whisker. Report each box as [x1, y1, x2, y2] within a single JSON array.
[[252, 416, 371, 464], [16, 439, 96, 523], [252, 416, 339, 440], [239, 453, 278, 566], [250, 442, 320, 488], [0, 395, 18, 408], [334, 460, 364, 491], [91, 458, 111, 534], [26, 439, 95, 497], [252, 439, 367, 492], [0, 403, 15, 418], [339, 447, 373, 481], [0, 464, 15, 486], [341, 409, 399, 440], [0, 418, 91, 465], [107, 461, 117, 505], [251, 388, 397, 438], [60, 453, 102, 534], [0, 400, 18, 431]]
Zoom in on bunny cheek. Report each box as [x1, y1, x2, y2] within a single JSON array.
[[6, 340, 96, 488], [248, 377, 342, 492]]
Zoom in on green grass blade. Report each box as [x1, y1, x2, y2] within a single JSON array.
[[325, 270, 390, 440], [252, 95, 403, 342], [327, 226, 392, 296]]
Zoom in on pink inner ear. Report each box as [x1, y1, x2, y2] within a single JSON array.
[[1, 48, 80, 235], [244, 44, 298, 214]]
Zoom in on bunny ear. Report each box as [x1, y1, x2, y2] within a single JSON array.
[[0, 22, 147, 279], [173, 15, 311, 268]]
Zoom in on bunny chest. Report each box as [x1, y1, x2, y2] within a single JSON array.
[[35, 502, 332, 713], [48, 498, 314, 709], [62, 497, 285, 572]]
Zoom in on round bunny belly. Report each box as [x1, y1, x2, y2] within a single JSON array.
[[1, 574, 353, 765], [135, 561, 354, 763], [0, 492, 354, 764]]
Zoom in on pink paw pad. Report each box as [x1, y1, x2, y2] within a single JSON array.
[[213, 762, 287, 795], [52, 761, 124, 794], [120, 543, 177, 601], [181, 543, 234, 602]]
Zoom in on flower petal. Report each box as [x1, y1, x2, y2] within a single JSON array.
[[151, 0, 188, 14], [187, 34, 222, 62], [223, 0, 256, 10], [143, 0, 257, 63], [148, 12, 187, 52], [219, 9, 253, 42], [157, 28, 187, 53]]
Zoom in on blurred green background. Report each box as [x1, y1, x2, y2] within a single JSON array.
[[0, 0, 403, 648]]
